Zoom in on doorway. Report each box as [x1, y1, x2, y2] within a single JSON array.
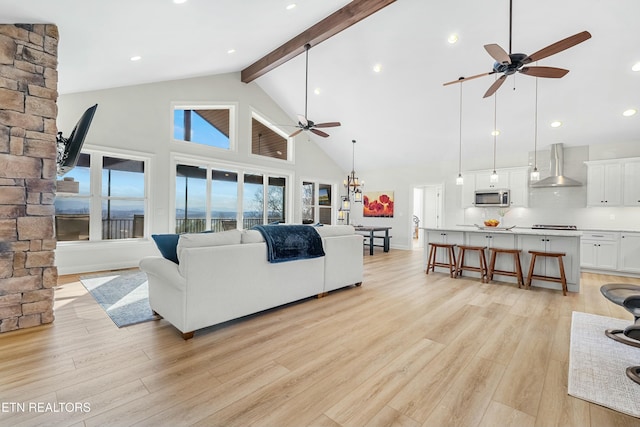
[[412, 184, 443, 249]]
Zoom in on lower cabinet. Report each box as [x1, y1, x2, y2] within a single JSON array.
[[620, 232, 640, 273], [520, 235, 578, 287], [425, 230, 464, 269], [467, 233, 517, 278], [580, 232, 619, 270]]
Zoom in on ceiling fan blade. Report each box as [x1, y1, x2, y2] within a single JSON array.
[[526, 31, 592, 63], [313, 121, 341, 128], [443, 72, 494, 86], [310, 128, 330, 138], [483, 75, 507, 98], [484, 44, 511, 64], [297, 114, 308, 127], [520, 66, 569, 78], [289, 128, 304, 138]]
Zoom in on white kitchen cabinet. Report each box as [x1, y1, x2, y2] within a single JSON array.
[[520, 235, 578, 287], [585, 161, 622, 206], [619, 232, 640, 273], [461, 173, 476, 208], [475, 171, 509, 190], [425, 230, 464, 270], [623, 160, 640, 206], [461, 167, 529, 208], [580, 232, 619, 270], [508, 168, 529, 207], [467, 232, 517, 279]]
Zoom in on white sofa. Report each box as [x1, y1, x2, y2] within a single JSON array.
[[139, 225, 363, 339]]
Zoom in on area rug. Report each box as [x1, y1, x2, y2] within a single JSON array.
[[568, 311, 640, 418], [80, 270, 158, 327]]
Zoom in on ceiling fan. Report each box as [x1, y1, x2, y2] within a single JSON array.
[[289, 44, 341, 138], [443, 0, 591, 98]]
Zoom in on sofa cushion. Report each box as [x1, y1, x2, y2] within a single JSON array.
[[314, 225, 355, 238], [176, 229, 242, 262], [151, 234, 180, 264], [241, 229, 265, 243]]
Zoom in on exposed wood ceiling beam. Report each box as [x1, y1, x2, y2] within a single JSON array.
[[241, 0, 397, 83]]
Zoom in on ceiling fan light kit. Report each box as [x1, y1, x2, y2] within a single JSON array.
[[289, 44, 341, 138], [443, 0, 591, 98]]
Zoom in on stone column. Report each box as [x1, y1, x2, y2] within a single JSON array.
[[0, 24, 58, 332]]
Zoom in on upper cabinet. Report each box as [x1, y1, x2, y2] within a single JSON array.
[[461, 167, 529, 208], [623, 160, 640, 206], [585, 158, 640, 207], [585, 161, 622, 206], [475, 171, 509, 190]]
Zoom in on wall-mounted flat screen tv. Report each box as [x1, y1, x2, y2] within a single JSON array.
[[57, 104, 98, 176]]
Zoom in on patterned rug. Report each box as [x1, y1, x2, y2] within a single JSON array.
[[80, 270, 158, 327], [569, 311, 640, 418]]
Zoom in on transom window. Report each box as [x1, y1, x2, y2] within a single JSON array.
[[173, 105, 235, 150], [251, 112, 290, 161]]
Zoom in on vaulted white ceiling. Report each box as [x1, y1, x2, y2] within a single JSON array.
[[2, 0, 639, 173]]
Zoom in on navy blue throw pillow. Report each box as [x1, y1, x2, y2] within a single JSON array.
[[151, 234, 180, 264]]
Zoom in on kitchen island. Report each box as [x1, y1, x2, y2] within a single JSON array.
[[422, 226, 582, 293]]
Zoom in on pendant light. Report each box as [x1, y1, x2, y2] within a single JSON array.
[[456, 83, 464, 186], [490, 88, 499, 184], [343, 139, 363, 203], [530, 76, 541, 181]]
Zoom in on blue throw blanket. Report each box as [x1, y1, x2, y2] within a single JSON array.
[[252, 224, 325, 263]]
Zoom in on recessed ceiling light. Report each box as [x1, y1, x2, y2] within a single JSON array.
[[173, 0, 187, 4], [130, 55, 142, 62], [373, 63, 382, 73], [491, 130, 500, 136], [286, 3, 296, 10], [227, 48, 236, 54], [550, 121, 562, 128], [314, 88, 321, 95], [448, 34, 459, 44], [623, 109, 637, 117], [632, 62, 640, 72]]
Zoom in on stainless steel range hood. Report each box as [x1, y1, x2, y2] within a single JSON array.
[[530, 143, 582, 187]]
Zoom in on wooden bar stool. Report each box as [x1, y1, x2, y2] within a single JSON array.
[[426, 243, 457, 278], [526, 251, 568, 296], [455, 245, 488, 283], [487, 248, 524, 288]]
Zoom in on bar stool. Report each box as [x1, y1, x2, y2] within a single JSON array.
[[426, 243, 457, 278], [455, 245, 488, 283], [526, 251, 567, 296], [487, 248, 524, 288]]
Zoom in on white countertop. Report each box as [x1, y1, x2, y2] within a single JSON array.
[[421, 226, 583, 237]]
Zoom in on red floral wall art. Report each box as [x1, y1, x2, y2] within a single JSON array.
[[363, 191, 394, 217]]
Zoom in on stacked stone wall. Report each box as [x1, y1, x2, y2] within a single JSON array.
[[0, 24, 58, 332]]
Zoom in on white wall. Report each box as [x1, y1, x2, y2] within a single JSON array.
[[55, 72, 347, 274]]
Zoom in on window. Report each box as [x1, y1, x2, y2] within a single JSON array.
[[55, 151, 148, 241], [251, 112, 290, 161], [101, 156, 145, 239], [302, 181, 333, 225], [175, 165, 208, 233], [173, 105, 235, 150], [54, 153, 91, 241], [174, 160, 289, 231]]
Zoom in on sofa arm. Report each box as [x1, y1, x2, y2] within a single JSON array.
[[139, 256, 185, 292]]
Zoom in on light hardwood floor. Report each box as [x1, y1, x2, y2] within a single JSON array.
[[1, 248, 639, 426]]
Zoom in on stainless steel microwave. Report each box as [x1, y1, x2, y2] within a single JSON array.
[[474, 189, 510, 207]]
